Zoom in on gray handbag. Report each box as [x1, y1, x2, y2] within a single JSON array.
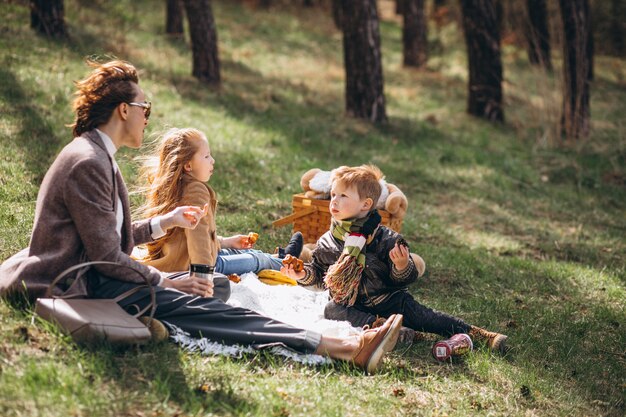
[[35, 261, 157, 345]]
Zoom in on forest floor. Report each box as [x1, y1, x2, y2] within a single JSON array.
[[1, 1, 624, 416]]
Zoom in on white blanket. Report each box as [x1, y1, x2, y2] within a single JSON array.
[[167, 272, 361, 365]]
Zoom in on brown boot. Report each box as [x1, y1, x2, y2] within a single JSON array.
[[353, 314, 403, 374], [139, 317, 169, 342], [364, 317, 415, 347], [469, 325, 508, 354]]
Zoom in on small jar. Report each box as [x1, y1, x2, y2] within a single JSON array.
[[189, 263, 214, 282], [432, 333, 473, 362]]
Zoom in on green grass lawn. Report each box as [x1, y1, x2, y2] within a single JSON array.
[[1, 1, 624, 416]]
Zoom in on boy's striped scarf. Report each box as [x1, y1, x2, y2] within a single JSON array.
[[324, 212, 379, 306]]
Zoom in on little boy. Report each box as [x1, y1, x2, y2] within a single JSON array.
[[282, 165, 507, 352]]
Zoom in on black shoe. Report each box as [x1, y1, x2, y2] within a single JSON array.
[[277, 232, 303, 258]]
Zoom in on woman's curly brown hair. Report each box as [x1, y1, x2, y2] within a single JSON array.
[[71, 60, 139, 137]]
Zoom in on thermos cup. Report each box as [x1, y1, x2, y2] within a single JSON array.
[[189, 264, 214, 282]]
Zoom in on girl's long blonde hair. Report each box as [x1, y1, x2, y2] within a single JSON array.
[[138, 127, 206, 259]]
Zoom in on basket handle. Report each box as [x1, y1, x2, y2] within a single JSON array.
[[272, 207, 317, 227]]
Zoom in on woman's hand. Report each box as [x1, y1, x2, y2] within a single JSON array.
[[161, 273, 213, 297], [281, 265, 306, 280], [221, 234, 254, 250], [389, 243, 410, 271], [160, 204, 209, 231]]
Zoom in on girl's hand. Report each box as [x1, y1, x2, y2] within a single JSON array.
[[389, 243, 410, 271], [161, 204, 209, 231], [222, 234, 254, 250], [161, 273, 213, 297], [281, 265, 306, 280]]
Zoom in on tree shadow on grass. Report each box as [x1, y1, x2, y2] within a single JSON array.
[[411, 241, 625, 415], [82, 342, 258, 415], [0, 68, 62, 186], [155, 58, 451, 168]]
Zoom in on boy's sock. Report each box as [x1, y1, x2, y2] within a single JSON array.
[[397, 327, 418, 345]]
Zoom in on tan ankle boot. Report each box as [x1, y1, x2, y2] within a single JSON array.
[[139, 317, 169, 342], [363, 317, 414, 348], [469, 325, 508, 354], [353, 314, 403, 374]]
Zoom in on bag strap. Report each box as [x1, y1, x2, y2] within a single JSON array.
[[112, 285, 155, 318], [46, 261, 157, 321]]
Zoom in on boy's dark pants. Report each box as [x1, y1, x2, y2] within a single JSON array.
[[324, 291, 471, 337]]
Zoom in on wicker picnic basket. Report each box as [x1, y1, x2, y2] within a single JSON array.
[[273, 194, 403, 244]]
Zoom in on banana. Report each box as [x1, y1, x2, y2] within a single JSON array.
[[257, 269, 297, 286]]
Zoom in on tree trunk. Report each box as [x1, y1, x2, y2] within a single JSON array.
[[340, 0, 387, 123], [303, 0, 314, 7], [403, 0, 428, 67], [558, 0, 592, 140], [30, 0, 66, 38], [396, 0, 405, 15], [459, 0, 504, 122], [524, 0, 551, 70], [166, 0, 184, 36], [331, 0, 343, 29], [183, 0, 220, 85], [609, 0, 624, 56]]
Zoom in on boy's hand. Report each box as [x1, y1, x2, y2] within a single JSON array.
[[281, 265, 306, 280], [389, 242, 410, 271]]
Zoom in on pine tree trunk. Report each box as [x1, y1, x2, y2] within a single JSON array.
[[183, 0, 220, 85], [331, 0, 343, 29], [558, 0, 592, 140], [396, 0, 405, 15], [610, 0, 624, 56], [459, 0, 504, 122], [341, 0, 387, 122], [166, 0, 184, 36], [403, 0, 428, 67], [30, 0, 66, 38], [524, 0, 551, 70]]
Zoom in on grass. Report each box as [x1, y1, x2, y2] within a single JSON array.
[[1, 0, 625, 416]]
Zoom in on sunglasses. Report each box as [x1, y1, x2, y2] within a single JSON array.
[[128, 101, 152, 120]]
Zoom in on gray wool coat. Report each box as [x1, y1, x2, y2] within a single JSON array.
[[0, 130, 161, 300]]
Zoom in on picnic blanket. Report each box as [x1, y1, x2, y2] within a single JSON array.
[[166, 272, 361, 365]]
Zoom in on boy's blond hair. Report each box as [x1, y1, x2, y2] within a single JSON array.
[[331, 164, 383, 205]]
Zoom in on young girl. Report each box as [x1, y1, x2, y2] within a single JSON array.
[[137, 127, 302, 275]]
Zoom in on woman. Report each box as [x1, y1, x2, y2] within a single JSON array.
[[0, 60, 402, 374]]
